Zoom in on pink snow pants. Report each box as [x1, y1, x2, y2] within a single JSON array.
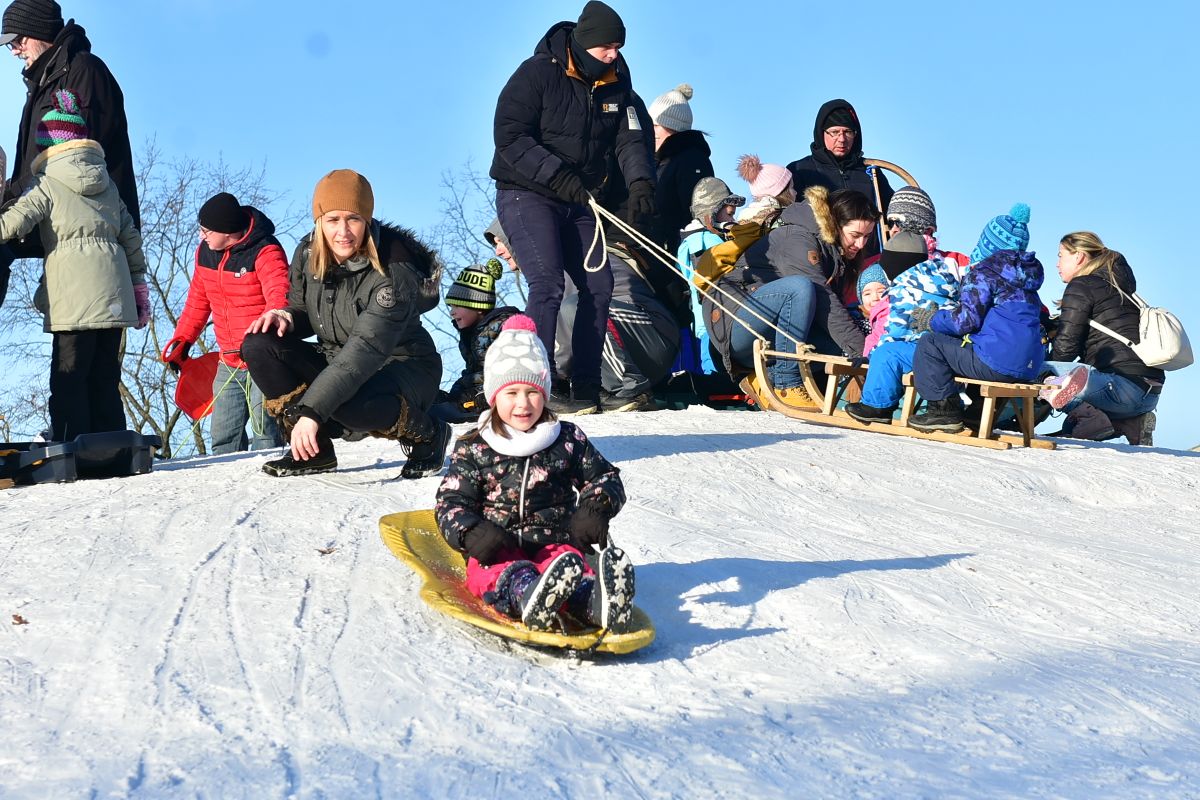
[[465, 542, 594, 601]]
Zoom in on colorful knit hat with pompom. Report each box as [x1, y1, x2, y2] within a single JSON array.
[[36, 90, 88, 150], [446, 258, 504, 311], [736, 153, 792, 201], [970, 203, 1031, 265], [483, 314, 551, 404]]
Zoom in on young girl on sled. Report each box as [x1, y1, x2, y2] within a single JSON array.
[[435, 315, 635, 632]]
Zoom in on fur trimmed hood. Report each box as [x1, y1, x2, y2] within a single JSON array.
[[805, 185, 836, 246]]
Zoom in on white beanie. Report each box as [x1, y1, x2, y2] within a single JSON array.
[[648, 83, 694, 132], [483, 314, 552, 405]]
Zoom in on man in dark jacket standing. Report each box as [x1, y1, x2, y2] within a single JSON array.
[[490, 1, 655, 415], [1, 0, 138, 260], [787, 99, 891, 236]]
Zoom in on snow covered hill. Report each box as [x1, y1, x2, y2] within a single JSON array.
[[3, 407, 1199, 799]]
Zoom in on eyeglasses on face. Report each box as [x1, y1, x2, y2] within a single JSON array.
[[5, 36, 26, 50], [824, 128, 856, 140]]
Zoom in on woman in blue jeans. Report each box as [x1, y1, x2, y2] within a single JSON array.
[[721, 187, 875, 409], [1040, 232, 1163, 444]]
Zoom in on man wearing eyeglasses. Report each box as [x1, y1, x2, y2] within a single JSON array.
[[786, 98, 894, 226], [1, 0, 138, 261]]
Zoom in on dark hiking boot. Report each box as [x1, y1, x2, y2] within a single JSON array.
[[1112, 411, 1155, 446], [908, 398, 965, 433], [586, 546, 635, 631], [548, 393, 600, 416], [262, 434, 337, 477], [1049, 401, 1116, 441], [400, 418, 452, 479], [1039, 366, 1089, 410], [845, 401, 897, 424], [600, 391, 656, 413], [519, 551, 585, 631]]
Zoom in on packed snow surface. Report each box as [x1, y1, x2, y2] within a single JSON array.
[[2, 407, 1198, 798]]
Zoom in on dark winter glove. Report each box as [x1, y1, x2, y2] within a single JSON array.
[[626, 179, 655, 223], [549, 168, 590, 206], [161, 337, 192, 374], [848, 356, 869, 369], [568, 498, 611, 552], [908, 305, 937, 334], [462, 520, 509, 565]]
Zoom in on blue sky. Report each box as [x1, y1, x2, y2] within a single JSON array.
[[3, 0, 1198, 448]]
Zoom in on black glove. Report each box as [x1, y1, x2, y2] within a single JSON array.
[[568, 498, 611, 552], [848, 356, 868, 369], [626, 179, 655, 223], [462, 520, 508, 565], [909, 305, 937, 334], [549, 169, 589, 205]]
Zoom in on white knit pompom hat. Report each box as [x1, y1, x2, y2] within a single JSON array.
[[648, 83, 694, 132], [482, 314, 552, 405]]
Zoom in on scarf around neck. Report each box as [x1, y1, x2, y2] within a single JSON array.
[[478, 410, 562, 457]]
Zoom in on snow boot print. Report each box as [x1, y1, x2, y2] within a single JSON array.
[[520, 551, 584, 631]]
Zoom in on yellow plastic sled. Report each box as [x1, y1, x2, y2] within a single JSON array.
[[379, 510, 655, 655]]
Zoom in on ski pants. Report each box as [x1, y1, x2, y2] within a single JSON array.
[[912, 331, 1023, 401], [559, 294, 680, 398], [49, 328, 126, 441], [465, 542, 595, 615]]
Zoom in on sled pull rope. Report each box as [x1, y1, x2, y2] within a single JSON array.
[[586, 198, 805, 350]]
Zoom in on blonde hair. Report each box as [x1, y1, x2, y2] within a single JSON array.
[[309, 215, 384, 281], [1060, 231, 1122, 281]]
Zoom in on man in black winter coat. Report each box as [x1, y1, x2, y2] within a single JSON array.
[[787, 99, 892, 250], [2, 0, 138, 261], [490, 0, 655, 415]]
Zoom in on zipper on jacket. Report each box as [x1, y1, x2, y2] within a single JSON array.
[[517, 456, 531, 542]]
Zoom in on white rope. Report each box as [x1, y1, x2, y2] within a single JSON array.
[[585, 198, 806, 350], [582, 193, 609, 273]]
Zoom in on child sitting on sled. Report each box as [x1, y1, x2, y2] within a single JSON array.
[[429, 259, 519, 424], [435, 315, 635, 632]]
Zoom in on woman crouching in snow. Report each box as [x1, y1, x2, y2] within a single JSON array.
[[242, 169, 449, 479], [435, 315, 635, 632]]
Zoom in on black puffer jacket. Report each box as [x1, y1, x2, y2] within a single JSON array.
[[654, 129, 714, 252], [285, 223, 442, 420], [1050, 254, 1165, 385], [6, 22, 138, 236], [786, 99, 892, 217], [435, 421, 625, 551], [490, 21, 654, 201]]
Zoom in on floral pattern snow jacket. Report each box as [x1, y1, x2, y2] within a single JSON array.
[[435, 421, 625, 552]]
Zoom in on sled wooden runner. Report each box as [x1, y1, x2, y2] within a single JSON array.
[[749, 340, 1057, 451]]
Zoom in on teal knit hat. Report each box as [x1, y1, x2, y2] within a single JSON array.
[[970, 203, 1031, 265], [36, 90, 88, 150]]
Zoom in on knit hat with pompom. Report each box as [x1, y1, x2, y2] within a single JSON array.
[[446, 258, 504, 311], [648, 83, 695, 132], [483, 314, 552, 404], [970, 203, 1031, 265], [736, 154, 792, 201], [36, 90, 88, 149]]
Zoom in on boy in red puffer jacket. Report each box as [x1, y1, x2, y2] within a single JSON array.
[[163, 192, 289, 453]]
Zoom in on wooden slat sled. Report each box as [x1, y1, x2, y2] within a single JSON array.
[[750, 340, 1056, 451]]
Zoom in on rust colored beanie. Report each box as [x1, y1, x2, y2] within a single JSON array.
[[312, 169, 374, 221]]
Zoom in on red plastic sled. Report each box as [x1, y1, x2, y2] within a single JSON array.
[[174, 352, 220, 421]]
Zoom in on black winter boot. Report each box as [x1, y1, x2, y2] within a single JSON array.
[[586, 546, 635, 631], [519, 551, 585, 631], [371, 396, 453, 479], [262, 432, 337, 477], [845, 401, 897, 424], [908, 397, 965, 433]]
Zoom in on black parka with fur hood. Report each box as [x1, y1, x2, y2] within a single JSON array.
[[284, 223, 442, 420]]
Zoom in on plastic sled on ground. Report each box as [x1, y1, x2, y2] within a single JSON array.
[[379, 510, 655, 655], [748, 340, 1057, 451]]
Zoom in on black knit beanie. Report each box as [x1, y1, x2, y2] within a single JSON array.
[[198, 192, 248, 234], [573, 0, 625, 48], [0, 0, 64, 45], [823, 106, 858, 133]]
